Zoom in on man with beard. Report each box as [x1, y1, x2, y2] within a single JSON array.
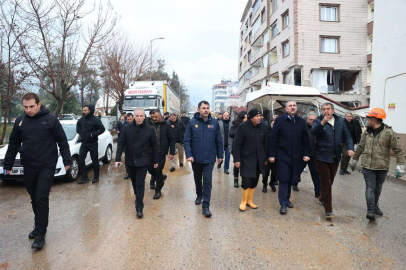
[[233, 109, 268, 211], [148, 109, 175, 199], [115, 108, 159, 218], [219, 111, 232, 174], [311, 103, 354, 219], [76, 104, 105, 184], [184, 101, 223, 217], [269, 101, 310, 215], [4, 93, 71, 249], [169, 113, 185, 171]]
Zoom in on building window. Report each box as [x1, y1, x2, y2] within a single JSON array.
[[321, 36, 339, 53], [271, 0, 278, 14], [252, 18, 260, 34], [241, 31, 243, 42], [249, 31, 252, 43], [320, 5, 339, 22], [282, 9, 289, 29], [239, 62, 242, 72], [282, 40, 290, 57], [261, 8, 266, 24], [271, 21, 278, 38], [240, 46, 243, 57]]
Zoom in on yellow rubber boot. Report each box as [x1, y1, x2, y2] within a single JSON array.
[[239, 189, 249, 211], [247, 188, 258, 209]]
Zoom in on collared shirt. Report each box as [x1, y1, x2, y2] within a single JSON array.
[[328, 117, 335, 128]]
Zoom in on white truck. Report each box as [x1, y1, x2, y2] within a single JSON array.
[[122, 81, 181, 116]]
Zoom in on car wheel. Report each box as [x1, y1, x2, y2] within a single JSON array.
[[102, 145, 112, 164], [65, 156, 79, 182]]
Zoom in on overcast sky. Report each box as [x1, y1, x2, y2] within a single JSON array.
[[113, 0, 247, 107]]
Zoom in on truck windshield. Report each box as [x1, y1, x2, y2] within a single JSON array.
[[124, 99, 156, 107]]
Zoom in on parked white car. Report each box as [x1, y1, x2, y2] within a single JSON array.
[[0, 120, 113, 182]]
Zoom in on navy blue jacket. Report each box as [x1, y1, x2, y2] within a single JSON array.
[[311, 114, 354, 163], [268, 114, 310, 183], [184, 113, 223, 164]]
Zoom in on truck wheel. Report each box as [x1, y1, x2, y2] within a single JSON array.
[[65, 156, 79, 182], [102, 145, 113, 164]]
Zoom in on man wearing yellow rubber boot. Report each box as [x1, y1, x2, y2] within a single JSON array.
[[233, 108, 268, 211]]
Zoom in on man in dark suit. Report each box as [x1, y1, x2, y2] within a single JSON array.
[[268, 101, 310, 215], [115, 108, 159, 218], [340, 112, 362, 175], [305, 112, 321, 198]]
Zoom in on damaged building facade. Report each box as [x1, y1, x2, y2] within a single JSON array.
[[238, 0, 369, 106]]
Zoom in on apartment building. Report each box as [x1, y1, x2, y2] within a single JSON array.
[[238, 0, 370, 107], [212, 80, 239, 113]]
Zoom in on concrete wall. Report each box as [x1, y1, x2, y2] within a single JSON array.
[[370, 0, 406, 150], [296, 0, 368, 96]]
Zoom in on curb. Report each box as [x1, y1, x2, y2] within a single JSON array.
[[387, 174, 406, 182]]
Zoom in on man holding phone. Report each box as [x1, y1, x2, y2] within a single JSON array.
[[115, 107, 159, 218], [311, 103, 354, 219]]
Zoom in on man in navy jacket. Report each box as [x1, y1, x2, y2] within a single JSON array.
[[184, 101, 223, 217], [311, 103, 354, 219], [268, 101, 310, 215]]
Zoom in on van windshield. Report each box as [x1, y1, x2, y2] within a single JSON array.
[[124, 99, 156, 108]]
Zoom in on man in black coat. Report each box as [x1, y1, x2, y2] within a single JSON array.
[[115, 108, 159, 218], [169, 113, 184, 171], [340, 112, 362, 175], [122, 113, 133, 179], [233, 108, 268, 211], [311, 103, 354, 219], [180, 112, 190, 128], [4, 93, 71, 250], [305, 112, 321, 198], [115, 115, 125, 140], [148, 109, 175, 199], [268, 101, 310, 215], [76, 104, 105, 184]]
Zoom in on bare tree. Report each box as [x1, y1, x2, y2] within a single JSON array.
[[15, 0, 117, 115], [0, 0, 31, 144], [98, 34, 152, 111]]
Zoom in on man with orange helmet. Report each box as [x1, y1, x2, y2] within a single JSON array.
[[353, 108, 404, 221]]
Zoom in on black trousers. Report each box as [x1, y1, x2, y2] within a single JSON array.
[[262, 162, 277, 186], [128, 165, 149, 210], [278, 182, 292, 206], [242, 162, 261, 190], [78, 142, 99, 177], [24, 165, 55, 236], [148, 155, 166, 191], [191, 163, 214, 208]]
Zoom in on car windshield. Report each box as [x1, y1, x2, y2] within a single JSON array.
[[62, 124, 77, 141], [63, 116, 73, 120], [124, 99, 156, 108]]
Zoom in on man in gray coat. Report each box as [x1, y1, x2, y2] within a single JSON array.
[[218, 111, 232, 174]]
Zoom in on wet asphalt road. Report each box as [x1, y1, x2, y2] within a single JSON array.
[[1, 143, 406, 270]]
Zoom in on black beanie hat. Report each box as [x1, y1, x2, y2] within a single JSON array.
[[248, 108, 261, 119]]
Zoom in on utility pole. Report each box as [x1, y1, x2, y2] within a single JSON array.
[[149, 37, 165, 80]]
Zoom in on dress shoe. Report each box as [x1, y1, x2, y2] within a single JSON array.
[[202, 207, 212, 217], [287, 202, 294, 208], [163, 175, 167, 181], [170, 167, 175, 172], [262, 184, 267, 193], [344, 169, 351, 175], [124, 174, 130, 179], [136, 209, 143, 218], [234, 178, 239, 188], [29, 230, 35, 240], [339, 169, 345, 175], [179, 163, 183, 167], [77, 176, 89, 184], [153, 191, 162, 200], [150, 179, 155, 190], [315, 192, 321, 198], [224, 169, 229, 174], [31, 235, 45, 250], [280, 206, 287, 214], [195, 196, 202, 205], [92, 178, 99, 183], [293, 185, 299, 191], [375, 203, 383, 216], [325, 212, 334, 219], [274, 181, 278, 186], [270, 184, 276, 192]]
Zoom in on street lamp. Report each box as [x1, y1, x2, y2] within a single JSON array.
[[150, 37, 165, 80]]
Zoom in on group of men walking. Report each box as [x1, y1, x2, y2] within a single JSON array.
[[3, 93, 405, 251]]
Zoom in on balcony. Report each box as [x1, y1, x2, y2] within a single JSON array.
[[250, 66, 269, 85], [367, 21, 374, 35], [251, 22, 268, 47], [250, 42, 270, 67]]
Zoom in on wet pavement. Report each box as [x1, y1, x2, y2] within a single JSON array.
[[1, 143, 406, 269]]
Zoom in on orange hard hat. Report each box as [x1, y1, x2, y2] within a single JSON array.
[[367, 108, 386, 119]]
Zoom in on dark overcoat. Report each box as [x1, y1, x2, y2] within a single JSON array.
[[232, 120, 268, 178], [268, 114, 310, 184]]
